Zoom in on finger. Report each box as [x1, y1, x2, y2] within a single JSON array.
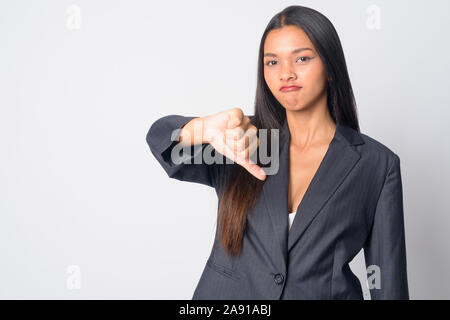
[[238, 157, 266, 181], [221, 140, 239, 162], [231, 127, 258, 154], [242, 126, 258, 152], [245, 125, 258, 142], [234, 135, 250, 158], [237, 131, 258, 159], [247, 124, 258, 135], [225, 126, 245, 142], [232, 144, 264, 179], [227, 110, 243, 129], [225, 116, 252, 141], [225, 125, 258, 151], [226, 133, 247, 153], [222, 140, 266, 181], [241, 116, 251, 130], [243, 135, 259, 161]]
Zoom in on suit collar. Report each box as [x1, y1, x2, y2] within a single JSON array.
[[261, 117, 365, 271]]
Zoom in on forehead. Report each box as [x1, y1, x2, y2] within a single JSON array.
[[264, 25, 315, 54]]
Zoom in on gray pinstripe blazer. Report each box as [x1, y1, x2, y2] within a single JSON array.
[[146, 114, 409, 300]]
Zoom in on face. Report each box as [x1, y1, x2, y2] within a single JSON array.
[[263, 25, 329, 111]]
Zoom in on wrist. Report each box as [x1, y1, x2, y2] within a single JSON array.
[[196, 116, 210, 144]]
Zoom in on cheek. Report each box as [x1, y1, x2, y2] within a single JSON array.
[[302, 67, 327, 90], [264, 69, 277, 90], [301, 67, 319, 82]]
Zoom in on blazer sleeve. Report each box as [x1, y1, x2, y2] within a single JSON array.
[[363, 153, 410, 300], [146, 114, 223, 189]]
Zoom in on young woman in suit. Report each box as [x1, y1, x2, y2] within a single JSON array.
[[146, 5, 409, 300]]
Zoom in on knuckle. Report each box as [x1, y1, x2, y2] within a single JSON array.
[[231, 107, 243, 118]]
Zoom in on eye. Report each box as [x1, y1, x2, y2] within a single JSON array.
[[265, 57, 312, 67], [297, 56, 311, 63]]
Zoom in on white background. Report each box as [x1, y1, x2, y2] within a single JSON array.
[[1, 0, 449, 299]]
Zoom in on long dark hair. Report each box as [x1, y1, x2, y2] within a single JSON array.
[[217, 5, 360, 257]]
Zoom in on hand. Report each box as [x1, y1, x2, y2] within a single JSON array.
[[202, 108, 266, 181]]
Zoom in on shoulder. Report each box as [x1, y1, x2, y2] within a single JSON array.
[[337, 122, 400, 177], [359, 130, 399, 156], [353, 128, 401, 172], [338, 125, 403, 193]]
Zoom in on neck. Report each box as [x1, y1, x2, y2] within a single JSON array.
[[285, 101, 336, 150]]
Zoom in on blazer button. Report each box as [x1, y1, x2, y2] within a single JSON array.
[[273, 273, 284, 285]]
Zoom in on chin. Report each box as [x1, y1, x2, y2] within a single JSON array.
[[283, 104, 307, 112]]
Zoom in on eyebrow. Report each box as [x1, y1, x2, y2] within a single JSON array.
[[263, 47, 313, 57]]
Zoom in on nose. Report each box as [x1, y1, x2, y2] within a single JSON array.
[[279, 61, 296, 81]]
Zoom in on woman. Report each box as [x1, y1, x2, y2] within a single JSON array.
[[146, 5, 409, 300]]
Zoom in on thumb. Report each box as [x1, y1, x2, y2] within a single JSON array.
[[227, 114, 241, 129], [239, 158, 267, 181], [222, 143, 266, 181]]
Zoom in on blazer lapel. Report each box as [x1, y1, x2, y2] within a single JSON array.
[[287, 120, 365, 252], [260, 120, 290, 270], [261, 117, 365, 264]]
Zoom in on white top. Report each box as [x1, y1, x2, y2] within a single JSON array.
[[288, 211, 297, 231]]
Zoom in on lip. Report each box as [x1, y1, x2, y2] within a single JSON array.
[[280, 85, 302, 92]]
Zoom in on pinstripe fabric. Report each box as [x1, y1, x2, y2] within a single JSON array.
[[146, 114, 409, 300]]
